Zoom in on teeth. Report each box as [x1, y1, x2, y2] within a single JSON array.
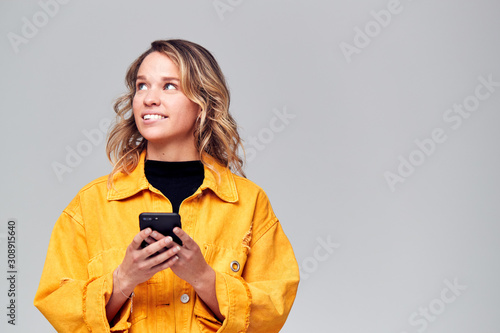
[[143, 114, 166, 120]]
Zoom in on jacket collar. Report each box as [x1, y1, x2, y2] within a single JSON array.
[[107, 150, 239, 203]]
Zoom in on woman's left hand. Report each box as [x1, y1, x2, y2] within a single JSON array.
[[149, 227, 212, 289]]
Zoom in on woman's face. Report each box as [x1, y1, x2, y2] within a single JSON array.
[[133, 51, 200, 151]]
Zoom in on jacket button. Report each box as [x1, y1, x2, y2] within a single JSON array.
[[180, 294, 190, 304], [230, 260, 240, 272]]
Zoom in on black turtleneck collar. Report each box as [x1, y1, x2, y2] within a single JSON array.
[[144, 160, 204, 213]]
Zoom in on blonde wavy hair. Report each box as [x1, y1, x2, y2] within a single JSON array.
[[106, 39, 245, 187]]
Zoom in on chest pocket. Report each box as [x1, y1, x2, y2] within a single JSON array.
[[87, 247, 148, 326], [203, 244, 249, 276]]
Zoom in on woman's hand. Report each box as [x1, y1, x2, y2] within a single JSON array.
[[106, 228, 180, 322], [118, 228, 181, 293], [148, 227, 211, 288]]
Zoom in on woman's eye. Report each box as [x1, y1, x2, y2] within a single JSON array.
[[164, 83, 176, 90], [137, 83, 147, 90]]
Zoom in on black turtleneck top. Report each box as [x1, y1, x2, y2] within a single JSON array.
[[144, 160, 205, 213]]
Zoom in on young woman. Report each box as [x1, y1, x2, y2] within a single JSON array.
[[34, 39, 299, 332]]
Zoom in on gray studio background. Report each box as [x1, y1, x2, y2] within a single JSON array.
[[1, 0, 500, 332]]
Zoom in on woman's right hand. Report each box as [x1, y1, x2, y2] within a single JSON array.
[[106, 228, 179, 322], [117, 228, 181, 293]]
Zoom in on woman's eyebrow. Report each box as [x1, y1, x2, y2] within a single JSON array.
[[136, 75, 180, 82]]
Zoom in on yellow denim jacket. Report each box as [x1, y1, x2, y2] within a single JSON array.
[[34, 151, 299, 332]]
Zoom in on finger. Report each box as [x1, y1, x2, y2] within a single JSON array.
[[144, 231, 168, 250], [131, 228, 152, 250], [150, 254, 180, 274], [164, 236, 180, 249], [153, 235, 169, 254], [141, 236, 174, 258], [144, 236, 156, 246], [173, 227, 195, 249], [150, 230, 166, 241], [148, 244, 181, 268], [144, 237, 169, 252]]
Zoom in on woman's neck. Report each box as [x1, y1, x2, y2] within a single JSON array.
[[146, 141, 199, 162]]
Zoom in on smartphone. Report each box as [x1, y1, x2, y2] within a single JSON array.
[[139, 212, 183, 248]]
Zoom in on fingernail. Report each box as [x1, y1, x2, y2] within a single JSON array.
[[145, 228, 152, 234], [152, 231, 157, 237], [165, 236, 172, 244]]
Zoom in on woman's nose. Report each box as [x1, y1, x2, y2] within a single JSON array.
[[144, 89, 161, 106]]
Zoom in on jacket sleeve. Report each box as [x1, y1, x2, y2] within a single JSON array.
[[195, 188, 300, 333], [33, 194, 132, 333], [216, 219, 299, 332]]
